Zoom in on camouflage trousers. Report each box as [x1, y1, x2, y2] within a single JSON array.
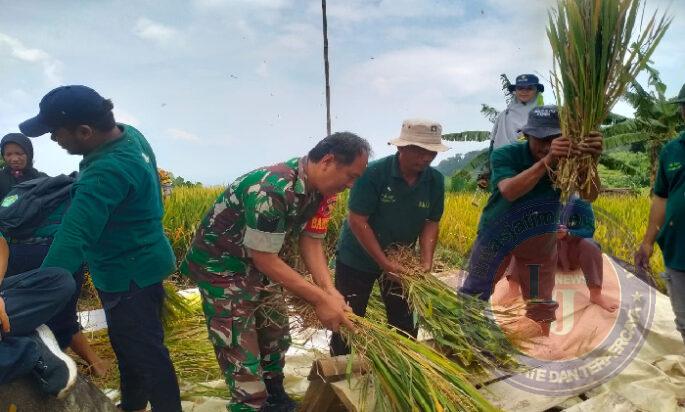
[[194, 266, 291, 412]]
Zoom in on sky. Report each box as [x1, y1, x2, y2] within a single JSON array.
[[1, 0, 683, 185]]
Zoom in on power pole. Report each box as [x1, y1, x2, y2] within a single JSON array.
[[321, 0, 332, 136]]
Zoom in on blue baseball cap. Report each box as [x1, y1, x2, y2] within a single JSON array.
[[521, 105, 562, 139], [508, 74, 544, 93], [19, 85, 110, 137]]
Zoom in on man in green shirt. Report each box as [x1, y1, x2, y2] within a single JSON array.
[[636, 82, 685, 344], [330, 119, 447, 356], [181, 133, 369, 412], [461, 106, 602, 336], [19, 85, 181, 411]]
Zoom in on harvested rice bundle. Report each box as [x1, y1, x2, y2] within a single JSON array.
[[290, 295, 499, 412], [546, 0, 670, 201], [386, 247, 524, 376]]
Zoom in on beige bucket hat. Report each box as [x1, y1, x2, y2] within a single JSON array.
[[388, 119, 449, 152]]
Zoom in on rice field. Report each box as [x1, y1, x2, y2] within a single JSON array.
[[78, 186, 664, 399], [161, 187, 665, 281]]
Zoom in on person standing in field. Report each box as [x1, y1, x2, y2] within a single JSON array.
[[330, 119, 447, 356], [181, 133, 369, 412], [478, 74, 544, 189], [19, 85, 181, 412], [635, 82, 685, 344], [461, 106, 603, 336]]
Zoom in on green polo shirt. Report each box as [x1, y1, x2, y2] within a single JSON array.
[[336, 154, 445, 273], [653, 132, 685, 271], [478, 141, 560, 232], [42, 124, 175, 292]]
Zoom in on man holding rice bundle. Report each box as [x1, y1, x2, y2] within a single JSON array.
[[181, 133, 369, 412], [330, 119, 447, 355], [636, 82, 685, 344], [461, 105, 602, 336]]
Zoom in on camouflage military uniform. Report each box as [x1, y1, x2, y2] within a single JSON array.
[[181, 157, 324, 412]]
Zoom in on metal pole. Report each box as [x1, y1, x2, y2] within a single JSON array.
[[322, 0, 332, 136]]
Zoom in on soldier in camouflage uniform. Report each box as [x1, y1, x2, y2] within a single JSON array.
[[181, 132, 370, 412]]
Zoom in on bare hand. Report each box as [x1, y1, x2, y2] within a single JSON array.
[[382, 260, 404, 281], [382, 260, 404, 275], [578, 131, 603, 157], [634, 242, 654, 271], [314, 298, 355, 333], [325, 286, 352, 312], [420, 260, 432, 273], [0, 297, 10, 334], [544, 137, 576, 167]]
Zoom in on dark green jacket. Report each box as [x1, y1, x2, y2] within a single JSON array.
[[42, 124, 175, 292]]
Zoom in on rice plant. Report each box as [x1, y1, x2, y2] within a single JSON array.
[[289, 294, 499, 412], [386, 247, 524, 376], [546, 0, 671, 201]]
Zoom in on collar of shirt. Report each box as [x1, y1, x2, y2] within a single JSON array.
[[390, 153, 430, 185], [294, 155, 309, 195]]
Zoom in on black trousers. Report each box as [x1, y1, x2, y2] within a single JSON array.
[[97, 282, 181, 412], [330, 260, 417, 356], [0, 267, 74, 384], [7, 242, 85, 349]]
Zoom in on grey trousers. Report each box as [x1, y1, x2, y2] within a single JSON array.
[[662, 267, 685, 345]]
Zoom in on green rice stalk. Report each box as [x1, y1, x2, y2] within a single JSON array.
[[291, 296, 499, 412], [387, 247, 525, 377], [547, 0, 671, 202]]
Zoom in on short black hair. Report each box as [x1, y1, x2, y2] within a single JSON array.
[[308, 132, 371, 165], [63, 99, 116, 132]]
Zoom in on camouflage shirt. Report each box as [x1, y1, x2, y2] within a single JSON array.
[[181, 157, 323, 277]]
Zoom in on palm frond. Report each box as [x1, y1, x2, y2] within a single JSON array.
[[460, 149, 490, 173], [500, 73, 513, 104], [603, 131, 650, 151], [599, 153, 642, 176], [442, 131, 491, 142]]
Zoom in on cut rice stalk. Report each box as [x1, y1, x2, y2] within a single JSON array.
[[547, 0, 671, 202]]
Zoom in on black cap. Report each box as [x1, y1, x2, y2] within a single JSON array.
[[508, 74, 544, 93], [521, 105, 561, 140], [19, 85, 110, 137]]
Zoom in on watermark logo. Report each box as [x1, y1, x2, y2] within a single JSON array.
[[465, 197, 656, 396]]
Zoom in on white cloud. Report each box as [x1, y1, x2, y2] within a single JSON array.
[[256, 61, 269, 78], [133, 18, 179, 45], [276, 23, 320, 52], [193, 0, 290, 10], [113, 108, 142, 127], [167, 128, 200, 142], [309, 0, 465, 22], [0, 32, 63, 85]]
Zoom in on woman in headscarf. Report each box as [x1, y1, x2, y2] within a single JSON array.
[[477, 74, 544, 189], [0, 133, 48, 199]]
